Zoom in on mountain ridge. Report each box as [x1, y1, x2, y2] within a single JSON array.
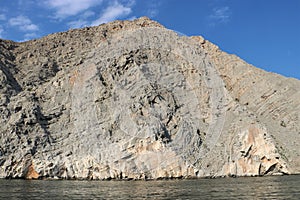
[[0, 17, 299, 179]]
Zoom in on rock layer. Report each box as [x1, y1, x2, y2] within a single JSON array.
[[0, 17, 299, 179]]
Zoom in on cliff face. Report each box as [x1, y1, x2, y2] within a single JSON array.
[[0, 17, 299, 180]]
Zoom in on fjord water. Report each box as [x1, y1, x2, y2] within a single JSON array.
[[0, 175, 299, 199]]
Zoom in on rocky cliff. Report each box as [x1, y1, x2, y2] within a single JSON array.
[[0, 17, 299, 180]]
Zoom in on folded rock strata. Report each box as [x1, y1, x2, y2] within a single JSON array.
[[0, 17, 299, 180]]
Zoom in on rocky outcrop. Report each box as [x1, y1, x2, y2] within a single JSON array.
[[0, 17, 299, 180], [192, 36, 300, 176]]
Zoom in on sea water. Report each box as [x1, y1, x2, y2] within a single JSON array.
[[0, 175, 299, 199]]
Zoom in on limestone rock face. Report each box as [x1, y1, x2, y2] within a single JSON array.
[[0, 17, 299, 179]]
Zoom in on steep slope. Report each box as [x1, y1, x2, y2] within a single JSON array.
[[0, 17, 299, 179], [192, 36, 300, 174]]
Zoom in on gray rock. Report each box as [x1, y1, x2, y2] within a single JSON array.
[[0, 17, 299, 179]]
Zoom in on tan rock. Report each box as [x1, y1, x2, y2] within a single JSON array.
[[0, 17, 299, 179], [25, 163, 40, 180]]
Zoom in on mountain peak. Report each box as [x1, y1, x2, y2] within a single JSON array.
[[0, 18, 299, 180]]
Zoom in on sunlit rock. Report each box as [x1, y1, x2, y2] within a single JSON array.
[[0, 17, 299, 179]]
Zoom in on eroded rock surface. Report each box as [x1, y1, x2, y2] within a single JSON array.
[[0, 17, 299, 179]]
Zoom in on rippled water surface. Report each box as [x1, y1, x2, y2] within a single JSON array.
[[0, 175, 299, 199]]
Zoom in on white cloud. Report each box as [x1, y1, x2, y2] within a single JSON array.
[[209, 6, 231, 24], [146, 0, 161, 18], [0, 14, 6, 21], [9, 15, 39, 31], [24, 33, 37, 37], [91, 1, 132, 26], [23, 32, 38, 41], [68, 19, 89, 29], [148, 9, 158, 18], [67, 11, 95, 29], [24, 24, 39, 31], [82, 10, 95, 19], [45, 0, 103, 19], [127, 16, 137, 21]]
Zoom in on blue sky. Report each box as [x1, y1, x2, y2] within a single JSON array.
[[0, 0, 299, 80]]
